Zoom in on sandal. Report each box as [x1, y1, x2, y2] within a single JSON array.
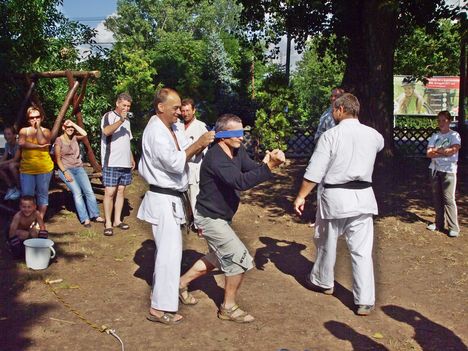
[[103, 228, 113, 236], [218, 304, 255, 323], [146, 312, 183, 325], [115, 222, 130, 230], [179, 286, 198, 305], [93, 217, 105, 223]]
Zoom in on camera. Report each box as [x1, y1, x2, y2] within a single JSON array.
[[126, 112, 134, 119]]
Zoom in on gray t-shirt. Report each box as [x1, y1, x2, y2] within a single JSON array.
[[428, 129, 461, 173], [54, 136, 83, 169]]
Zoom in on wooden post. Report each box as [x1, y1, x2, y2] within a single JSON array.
[[30, 70, 101, 79], [65, 72, 102, 172], [15, 79, 35, 129], [50, 80, 80, 142]]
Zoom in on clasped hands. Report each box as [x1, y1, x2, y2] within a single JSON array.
[[262, 149, 286, 169]]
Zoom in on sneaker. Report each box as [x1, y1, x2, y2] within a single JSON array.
[[305, 276, 334, 295], [448, 230, 459, 238], [357, 305, 374, 316], [9, 188, 21, 200], [426, 223, 437, 231], [4, 187, 14, 200]]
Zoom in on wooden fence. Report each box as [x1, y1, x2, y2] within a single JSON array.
[[243, 126, 438, 158]]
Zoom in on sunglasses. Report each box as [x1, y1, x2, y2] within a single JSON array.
[[28, 115, 41, 120]]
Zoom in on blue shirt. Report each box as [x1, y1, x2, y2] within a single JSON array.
[[314, 106, 336, 143]]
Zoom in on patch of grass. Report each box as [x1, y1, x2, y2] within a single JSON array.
[[80, 246, 95, 256], [76, 229, 98, 239], [57, 282, 80, 289], [59, 210, 77, 219]]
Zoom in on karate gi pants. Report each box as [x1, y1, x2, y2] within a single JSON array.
[[188, 182, 200, 216], [310, 213, 375, 306], [150, 209, 183, 312]]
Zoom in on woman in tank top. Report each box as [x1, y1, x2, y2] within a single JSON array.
[[54, 119, 104, 227], [18, 107, 54, 219]]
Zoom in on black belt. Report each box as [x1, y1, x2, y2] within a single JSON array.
[[149, 184, 184, 197], [149, 185, 194, 231], [323, 180, 372, 189]]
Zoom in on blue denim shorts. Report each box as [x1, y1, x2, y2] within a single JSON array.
[[20, 171, 53, 206], [102, 167, 132, 187]]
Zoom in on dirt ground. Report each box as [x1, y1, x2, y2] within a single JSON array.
[[0, 158, 467, 351]]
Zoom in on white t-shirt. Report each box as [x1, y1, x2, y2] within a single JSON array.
[[100, 111, 133, 168], [304, 118, 384, 219], [183, 118, 208, 184], [427, 129, 461, 173]]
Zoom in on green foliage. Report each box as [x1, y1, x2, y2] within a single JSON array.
[[112, 47, 157, 112], [291, 35, 345, 127], [395, 19, 461, 77], [253, 66, 295, 151], [151, 31, 206, 100], [394, 116, 438, 129], [206, 31, 238, 95], [104, 0, 247, 124]]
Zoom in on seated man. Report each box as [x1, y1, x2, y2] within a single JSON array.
[[0, 126, 21, 200], [7, 195, 48, 258]]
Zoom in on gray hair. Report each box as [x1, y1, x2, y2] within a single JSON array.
[[214, 114, 242, 132], [333, 93, 360, 117], [117, 92, 132, 103]]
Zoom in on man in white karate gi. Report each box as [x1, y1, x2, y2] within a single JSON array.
[[137, 88, 215, 325], [293, 93, 384, 316], [180, 98, 208, 215]]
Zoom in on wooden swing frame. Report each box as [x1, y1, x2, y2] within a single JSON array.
[[15, 70, 102, 172]]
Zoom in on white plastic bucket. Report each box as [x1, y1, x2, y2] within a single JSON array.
[[23, 238, 56, 270]]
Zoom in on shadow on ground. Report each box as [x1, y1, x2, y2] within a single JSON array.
[[254, 236, 355, 312], [382, 305, 468, 351], [324, 320, 389, 350], [132, 241, 225, 308], [0, 225, 88, 351]]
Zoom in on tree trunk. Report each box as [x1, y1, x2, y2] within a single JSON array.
[[341, 0, 398, 158]]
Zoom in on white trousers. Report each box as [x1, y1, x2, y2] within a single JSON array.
[[150, 210, 182, 312], [310, 213, 375, 305], [188, 182, 200, 215]]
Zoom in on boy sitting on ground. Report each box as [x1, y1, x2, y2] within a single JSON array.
[[7, 195, 48, 258]]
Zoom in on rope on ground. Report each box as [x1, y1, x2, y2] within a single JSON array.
[[44, 279, 125, 351]]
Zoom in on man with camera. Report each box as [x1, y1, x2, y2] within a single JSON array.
[[100, 92, 135, 236]]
